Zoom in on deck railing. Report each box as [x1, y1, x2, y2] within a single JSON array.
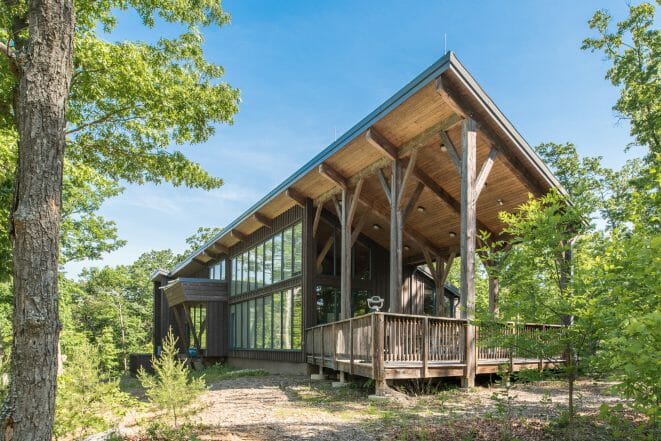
[[306, 312, 564, 379]]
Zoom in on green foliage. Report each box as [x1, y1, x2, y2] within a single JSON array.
[[55, 340, 133, 440], [183, 226, 223, 256], [138, 331, 206, 427], [98, 326, 121, 374], [582, 1, 660, 160]]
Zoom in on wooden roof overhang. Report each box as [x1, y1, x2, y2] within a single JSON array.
[[162, 278, 227, 307], [170, 52, 565, 278]]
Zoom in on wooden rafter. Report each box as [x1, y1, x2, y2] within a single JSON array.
[[315, 114, 462, 207], [435, 74, 547, 196], [208, 243, 228, 255], [253, 212, 273, 228], [435, 76, 466, 118], [365, 127, 398, 160], [285, 187, 307, 207], [319, 163, 348, 190], [231, 229, 248, 242], [412, 166, 495, 237]]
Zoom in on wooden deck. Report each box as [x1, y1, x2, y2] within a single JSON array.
[[305, 312, 564, 382]]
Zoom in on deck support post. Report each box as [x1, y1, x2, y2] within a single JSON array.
[[460, 118, 478, 388], [372, 313, 387, 395]]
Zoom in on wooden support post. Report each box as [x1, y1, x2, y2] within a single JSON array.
[[349, 319, 354, 375], [320, 326, 325, 374], [422, 316, 429, 378], [460, 118, 478, 388], [332, 322, 337, 370], [389, 159, 404, 313], [340, 189, 352, 319], [373, 313, 386, 395]]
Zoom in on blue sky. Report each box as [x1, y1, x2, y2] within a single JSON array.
[[65, 0, 640, 276]]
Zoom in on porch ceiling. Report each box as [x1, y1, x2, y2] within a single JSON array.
[[170, 52, 564, 277]]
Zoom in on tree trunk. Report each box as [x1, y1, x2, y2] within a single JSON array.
[[2, 1, 75, 439]]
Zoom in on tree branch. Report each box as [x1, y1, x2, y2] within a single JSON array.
[[65, 106, 140, 135]]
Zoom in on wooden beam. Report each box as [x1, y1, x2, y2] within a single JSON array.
[[436, 75, 547, 196], [347, 178, 364, 226], [397, 151, 418, 208], [377, 168, 391, 204], [312, 203, 323, 238], [440, 131, 461, 173], [318, 162, 348, 190], [314, 113, 463, 207], [316, 236, 334, 273], [182, 304, 201, 350], [402, 182, 425, 222], [476, 147, 498, 197], [435, 76, 466, 118], [412, 166, 495, 237], [389, 158, 403, 313], [201, 250, 222, 260], [208, 243, 228, 255], [231, 229, 248, 242], [351, 209, 369, 246], [253, 212, 273, 228], [339, 188, 352, 319], [285, 187, 307, 207], [365, 127, 398, 160]]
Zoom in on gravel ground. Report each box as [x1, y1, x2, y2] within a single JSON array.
[[119, 374, 628, 440]]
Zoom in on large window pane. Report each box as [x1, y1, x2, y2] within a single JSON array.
[[248, 249, 255, 292], [264, 295, 273, 349], [230, 259, 236, 295], [353, 242, 371, 280], [241, 252, 249, 294], [352, 289, 371, 317], [424, 282, 435, 316], [241, 302, 248, 349], [273, 291, 282, 349], [264, 239, 273, 286], [273, 234, 282, 283], [292, 287, 302, 350], [256, 297, 264, 349], [293, 223, 302, 275], [316, 285, 339, 325], [283, 228, 293, 280], [230, 304, 236, 348], [236, 302, 242, 348], [248, 299, 256, 349], [256, 244, 264, 289], [282, 289, 292, 350]]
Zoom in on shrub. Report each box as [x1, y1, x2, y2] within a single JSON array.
[[138, 330, 206, 427]]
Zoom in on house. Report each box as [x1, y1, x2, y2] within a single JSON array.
[[151, 52, 566, 393]]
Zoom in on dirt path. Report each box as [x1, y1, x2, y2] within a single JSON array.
[[119, 374, 628, 440]]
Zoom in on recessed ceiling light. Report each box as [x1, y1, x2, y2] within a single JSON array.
[[417, 206, 425, 213], [404, 245, 410, 251], [440, 144, 448, 152], [497, 198, 504, 206], [373, 224, 381, 231], [449, 231, 457, 238]]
